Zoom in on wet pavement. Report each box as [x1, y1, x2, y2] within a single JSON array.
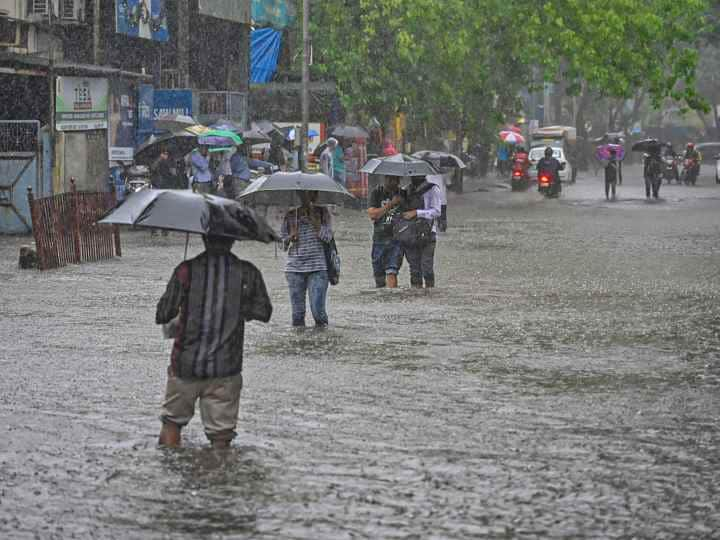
[[1, 166, 719, 539]]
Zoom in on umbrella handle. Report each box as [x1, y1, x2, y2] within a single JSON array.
[[184, 233, 190, 260]]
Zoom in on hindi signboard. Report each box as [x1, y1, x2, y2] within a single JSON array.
[[56, 77, 109, 132]]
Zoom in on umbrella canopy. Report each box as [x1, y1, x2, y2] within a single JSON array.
[[198, 129, 243, 147], [499, 131, 525, 144], [595, 143, 625, 161], [99, 189, 279, 242], [330, 124, 369, 139], [505, 125, 523, 134], [411, 150, 466, 169], [241, 128, 272, 145], [134, 132, 198, 165], [252, 120, 285, 140], [360, 153, 438, 177], [238, 171, 355, 206], [631, 138, 662, 153], [285, 127, 320, 141], [209, 118, 243, 133], [155, 114, 197, 132], [184, 124, 212, 136]]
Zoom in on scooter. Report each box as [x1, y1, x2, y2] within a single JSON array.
[[661, 155, 680, 184], [680, 157, 699, 186], [537, 170, 560, 198], [124, 165, 151, 195], [511, 161, 530, 191]]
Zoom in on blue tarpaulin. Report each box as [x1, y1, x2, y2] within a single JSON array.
[[251, 28, 282, 84]]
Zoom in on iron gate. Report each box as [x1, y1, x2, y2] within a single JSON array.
[[0, 120, 42, 234]]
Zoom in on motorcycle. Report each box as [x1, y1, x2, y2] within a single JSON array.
[[511, 158, 530, 191], [661, 155, 680, 184], [537, 169, 560, 198], [680, 157, 699, 186], [123, 164, 151, 195]]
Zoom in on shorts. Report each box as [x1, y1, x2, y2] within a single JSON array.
[[160, 371, 243, 442]]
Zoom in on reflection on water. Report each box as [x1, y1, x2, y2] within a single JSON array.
[[1, 174, 719, 538]]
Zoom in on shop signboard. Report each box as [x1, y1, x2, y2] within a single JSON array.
[[153, 89, 194, 120], [108, 80, 136, 162], [136, 84, 154, 145], [116, 0, 170, 42], [56, 77, 109, 131], [198, 0, 250, 23]]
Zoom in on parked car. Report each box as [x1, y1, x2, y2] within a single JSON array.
[[528, 145, 572, 183]]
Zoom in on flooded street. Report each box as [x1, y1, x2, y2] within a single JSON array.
[[2, 167, 720, 539]]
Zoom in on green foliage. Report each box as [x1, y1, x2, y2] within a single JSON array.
[[307, 0, 709, 141]]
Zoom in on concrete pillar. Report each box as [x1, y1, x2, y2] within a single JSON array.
[[177, 0, 190, 88]]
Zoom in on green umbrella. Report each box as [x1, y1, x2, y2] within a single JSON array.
[[198, 129, 243, 147]]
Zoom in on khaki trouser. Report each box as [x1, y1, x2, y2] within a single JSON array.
[[160, 372, 243, 443]]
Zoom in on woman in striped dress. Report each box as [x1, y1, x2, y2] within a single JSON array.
[[281, 191, 333, 327]]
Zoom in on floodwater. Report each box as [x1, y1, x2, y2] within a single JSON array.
[[1, 167, 719, 539]]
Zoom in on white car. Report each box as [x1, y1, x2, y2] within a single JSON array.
[[528, 146, 572, 183]]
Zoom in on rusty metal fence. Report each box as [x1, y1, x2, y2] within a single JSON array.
[[27, 179, 121, 270]]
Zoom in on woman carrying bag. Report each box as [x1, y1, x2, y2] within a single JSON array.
[[280, 190, 336, 327]]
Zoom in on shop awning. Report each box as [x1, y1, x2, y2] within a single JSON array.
[[0, 52, 152, 80]]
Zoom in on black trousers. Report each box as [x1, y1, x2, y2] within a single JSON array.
[[403, 235, 437, 287]]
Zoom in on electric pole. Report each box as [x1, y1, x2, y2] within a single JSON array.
[[300, 0, 310, 172]]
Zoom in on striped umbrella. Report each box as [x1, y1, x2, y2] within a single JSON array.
[[499, 131, 525, 145]]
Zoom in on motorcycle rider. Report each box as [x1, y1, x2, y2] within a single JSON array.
[[536, 146, 564, 197], [683, 142, 701, 180], [661, 141, 680, 183]]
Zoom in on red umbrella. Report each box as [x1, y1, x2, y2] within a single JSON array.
[[506, 125, 522, 134], [499, 131, 525, 144]]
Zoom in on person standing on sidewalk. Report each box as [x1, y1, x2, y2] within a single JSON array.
[[367, 175, 404, 288], [401, 176, 442, 288], [155, 235, 272, 448], [281, 190, 334, 327]]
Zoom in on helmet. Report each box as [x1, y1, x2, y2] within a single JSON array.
[[665, 141, 673, 148], [544, 146, 553, 157], [687, 142, 695, 149]]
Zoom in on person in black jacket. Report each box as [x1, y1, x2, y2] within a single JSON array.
[[604, 147, 619, 200]]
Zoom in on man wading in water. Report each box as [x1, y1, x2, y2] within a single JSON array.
[[155, 235, 272, 448]]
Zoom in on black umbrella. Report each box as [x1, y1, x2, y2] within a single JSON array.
[[360, 153, 438, 177], [134, 132, 197, 165], [330, 124, 369, 139], [99, 189, 279, 243], [252, 120, 285, 140], [241, 128, 272, 145], [411, 150, 466, 169], [238, 171, 355, 206], [631, 138, 662, 153]]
